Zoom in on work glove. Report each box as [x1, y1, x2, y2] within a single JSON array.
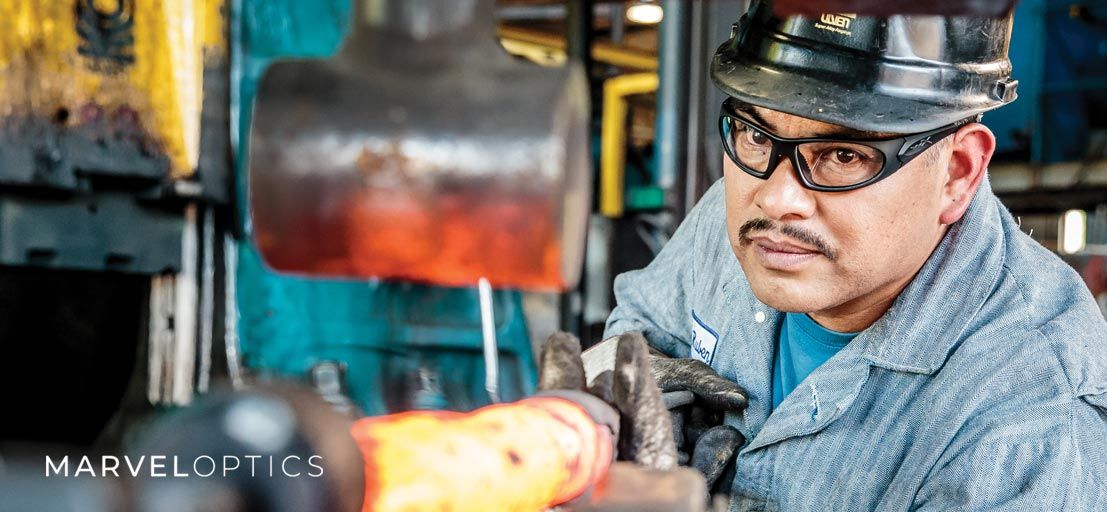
[[540, 332, 736, 512], [575, 332, 749, 495], [652, 353, 748, 496], [538, 332, 678, 470], [536, 331, 621, 446]]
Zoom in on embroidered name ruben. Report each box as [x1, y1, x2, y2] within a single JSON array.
[[690, 311, 719, 365]]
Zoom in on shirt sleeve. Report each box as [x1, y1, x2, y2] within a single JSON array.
[[603, 180, 725, 358], [911, 399, 1107, 511]]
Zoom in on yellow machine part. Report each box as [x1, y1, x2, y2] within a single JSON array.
[[0, 0, 225, 178]]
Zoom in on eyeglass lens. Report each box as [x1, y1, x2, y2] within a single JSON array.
[[722, 117, 888, 188]]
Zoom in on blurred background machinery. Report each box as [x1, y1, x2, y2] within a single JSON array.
[[0, 0, 232, 445], [1, 0, 1106, 487]]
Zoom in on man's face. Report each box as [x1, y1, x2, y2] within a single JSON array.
[[724, 106, 953, 325]]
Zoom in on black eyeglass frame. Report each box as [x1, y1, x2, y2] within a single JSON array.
[[718, 99, 981, 192]]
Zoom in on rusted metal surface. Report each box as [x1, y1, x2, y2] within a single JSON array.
[[0, 0, 227, 184]]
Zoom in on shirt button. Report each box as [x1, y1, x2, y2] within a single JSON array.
[[754, 311, 766, 323]]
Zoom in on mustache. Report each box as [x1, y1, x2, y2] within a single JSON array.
[[738, 218, 838, 262]]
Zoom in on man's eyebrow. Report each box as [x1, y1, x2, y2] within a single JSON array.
[[733, 101, 777, 132], [732, 100, 891, 140]]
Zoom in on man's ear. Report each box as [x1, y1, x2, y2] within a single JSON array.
[[938, 123, 996, 225]]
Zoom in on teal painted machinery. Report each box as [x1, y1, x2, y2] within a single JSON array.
[[230, 0, 538, 415]]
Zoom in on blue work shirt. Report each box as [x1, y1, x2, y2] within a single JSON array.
[[605, 177, 1107, 511], [772, 313, 857, 411]]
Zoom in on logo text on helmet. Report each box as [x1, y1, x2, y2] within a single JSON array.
[[815, 13, 856, 36]]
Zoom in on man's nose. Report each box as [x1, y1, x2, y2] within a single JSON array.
[[753, 156, 817, 221]]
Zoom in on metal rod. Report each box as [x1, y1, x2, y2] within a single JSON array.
[[682, 0, 709, 219], [701, 1, 746, 185], [478, 277, 500, 403], [173, 204, 199, 405], [197, 206, 216, 393], [147, 275, 170, 404], [567, 0, 594, 68], [224, 234, 244, 389], [563, 0, 594, 339], [655, 0, 691, 193]]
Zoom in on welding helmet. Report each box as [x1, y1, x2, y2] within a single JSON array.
[[710, 0, 1018, 133]]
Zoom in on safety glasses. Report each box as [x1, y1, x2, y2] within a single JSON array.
[[718, 99, 978, 192]]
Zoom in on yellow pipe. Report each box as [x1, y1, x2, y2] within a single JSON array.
[[593, 46, 659, 72], [601, 72, 658, 218], [497, 26, 658, 71], [499, 38, 567, 67]]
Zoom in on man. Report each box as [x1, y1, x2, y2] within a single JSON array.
[[604, 2, 1107, 510]]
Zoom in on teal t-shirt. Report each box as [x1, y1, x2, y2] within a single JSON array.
[[772, 312, 859, 410]]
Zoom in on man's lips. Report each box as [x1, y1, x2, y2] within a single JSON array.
[[747, 235, 823, 271], [748, 236, 821, 255]]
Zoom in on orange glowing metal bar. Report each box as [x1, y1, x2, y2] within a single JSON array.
[[351, 397, 613, 512]]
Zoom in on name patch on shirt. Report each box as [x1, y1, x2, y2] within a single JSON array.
[[690, 311, 719, 365]]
